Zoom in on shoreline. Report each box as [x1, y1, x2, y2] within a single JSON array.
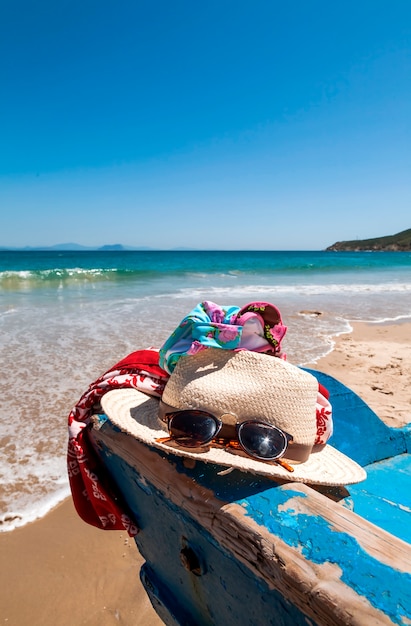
[[308, 320, 411, 428], [1, 320, 410, 625]]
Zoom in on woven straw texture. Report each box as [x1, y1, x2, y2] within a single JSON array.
[[163, 350, 318, 446], [100, 350, 366, 486]]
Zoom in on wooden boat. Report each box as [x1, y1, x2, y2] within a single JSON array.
[[88, 369, 411, 626]]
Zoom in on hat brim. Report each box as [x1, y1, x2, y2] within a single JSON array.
[[100, 388, 366, 486]]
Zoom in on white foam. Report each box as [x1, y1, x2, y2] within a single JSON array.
[[347, 313, 411, 324], [171, 282, 411, 297], [0, 485, 70, 532]]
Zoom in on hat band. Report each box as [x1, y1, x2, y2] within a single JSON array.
[[158, 400, 312, 463]]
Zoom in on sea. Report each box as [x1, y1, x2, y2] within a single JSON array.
[[1, 249, 411, 532]]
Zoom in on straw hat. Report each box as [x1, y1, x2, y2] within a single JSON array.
[[101, 349, 366, 486]]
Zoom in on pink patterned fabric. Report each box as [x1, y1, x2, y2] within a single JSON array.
[[235, 302, 287, 354], [315, 383, 333, 444]]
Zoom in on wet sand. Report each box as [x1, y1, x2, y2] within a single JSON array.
[[1, 321, 410, 625], [309, 321, 411, 428]]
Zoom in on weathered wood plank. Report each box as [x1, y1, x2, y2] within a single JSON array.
[[90, 422, 411, 625]]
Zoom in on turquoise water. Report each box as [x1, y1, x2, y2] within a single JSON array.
[[1, 249, 410, 531], [2, 248, 410, 285]]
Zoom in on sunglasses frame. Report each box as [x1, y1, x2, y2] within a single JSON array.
[[164, 410, 293, 462]]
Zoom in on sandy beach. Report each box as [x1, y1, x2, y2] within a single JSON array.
[[0, 496, 163, 626], [309, 321, 411, 429], [1, 320, 410, 626]]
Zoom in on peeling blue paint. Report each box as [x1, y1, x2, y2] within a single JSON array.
[[93, 365, 411, 625], [239, 488, 411, 625], [94, 413, 109, 427]]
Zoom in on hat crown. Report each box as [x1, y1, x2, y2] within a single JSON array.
[[162, 349, 319, 447], [101, 348, 367, 485]]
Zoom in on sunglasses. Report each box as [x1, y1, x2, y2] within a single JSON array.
[[158, 410, 294, 470]]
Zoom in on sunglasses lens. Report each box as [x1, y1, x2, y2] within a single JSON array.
[[168, 411, 219, 447], [238, 422, 288, 460]]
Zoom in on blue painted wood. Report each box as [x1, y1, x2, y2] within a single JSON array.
[[236, 484, 411, 623], [347, 453, 411, 544], [304, 368, 411, 465], [89, 371, 411, 625], [93, 434, 314, 626], [91, 421, 411, 625]]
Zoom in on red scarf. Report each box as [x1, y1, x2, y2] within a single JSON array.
[[67, 349, 168, 536]]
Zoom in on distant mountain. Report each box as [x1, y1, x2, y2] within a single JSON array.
[[0, 243, 155, 251], [326, 228, 411, 252], [49, 243, 93, 250], [98, 244, 130, 251]]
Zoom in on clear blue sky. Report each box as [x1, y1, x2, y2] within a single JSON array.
[[1, 1, 410, 250]]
